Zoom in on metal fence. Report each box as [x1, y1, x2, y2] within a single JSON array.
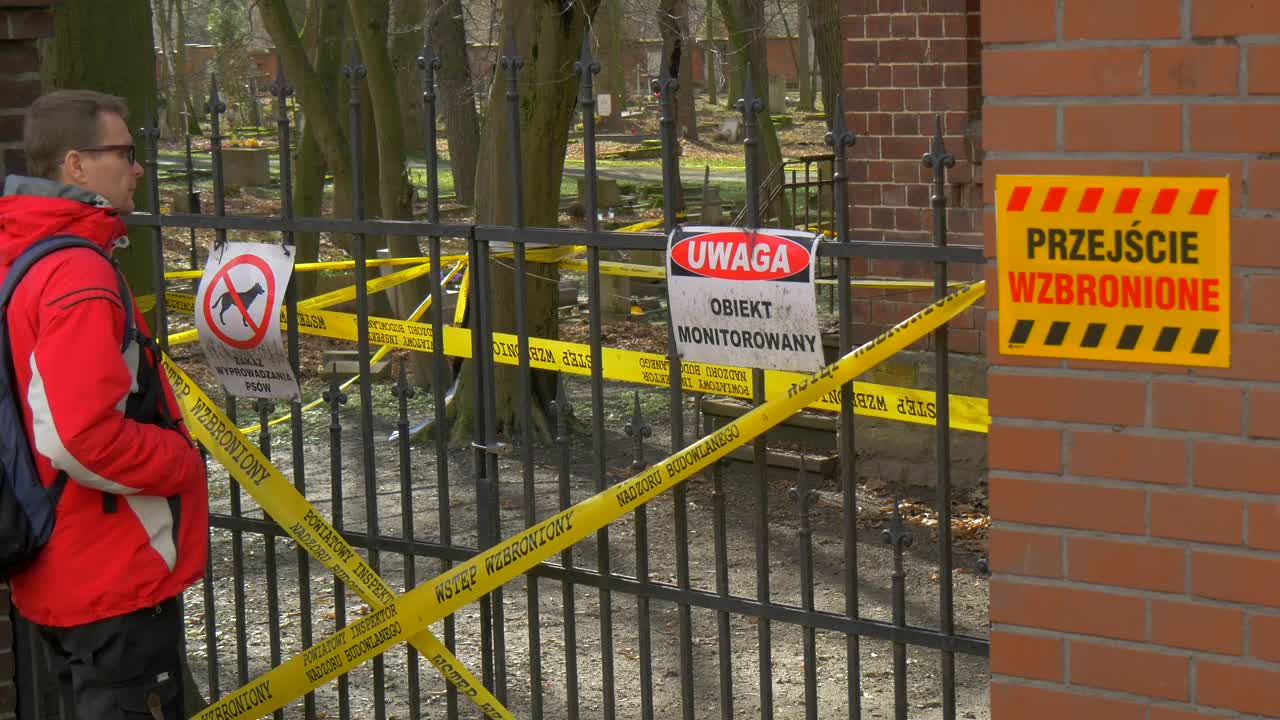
[[15, 27, 989, 720]]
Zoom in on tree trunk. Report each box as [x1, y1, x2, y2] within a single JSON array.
[[655, 0, 685, 209], [704, 0, 717, 106], [596, 0, 626, 130], [808, 0, 840, 114], [798, 0, 815, 111], [259, 0, 352, 203], [717, 0, 791, 226], [173, 0, 203, 135], [428, 0, 480, 207], [154, 0, 179, 135], [392, 0, 427, 156], [677, 2, 697, 141], [42, 0, 160, 321], [450, 0, 601, 444]]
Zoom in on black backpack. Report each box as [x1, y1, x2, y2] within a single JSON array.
[[0, 235, 132, 578]]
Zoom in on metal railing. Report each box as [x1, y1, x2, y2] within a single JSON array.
[[14, 24, 988, 720]]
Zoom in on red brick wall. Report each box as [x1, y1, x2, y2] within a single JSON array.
[[0, 4, 55, 717], [840, 0, 985, 351], [986, 1, 1280, 717]]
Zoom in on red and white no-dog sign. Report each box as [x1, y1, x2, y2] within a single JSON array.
[[195, 242, 300, 400]]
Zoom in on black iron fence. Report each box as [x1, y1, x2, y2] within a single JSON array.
[[15, 26, 989, 720]]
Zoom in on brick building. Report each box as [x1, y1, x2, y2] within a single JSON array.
[[972, 0, 1280, 717]]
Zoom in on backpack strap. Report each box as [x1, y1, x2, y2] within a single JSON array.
[[1, 235, 130, 513]]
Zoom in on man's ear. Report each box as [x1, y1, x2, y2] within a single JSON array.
[[59, 149, 86, 185]]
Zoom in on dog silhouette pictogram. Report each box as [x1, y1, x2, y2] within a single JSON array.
[[214, 281, 266, 327]]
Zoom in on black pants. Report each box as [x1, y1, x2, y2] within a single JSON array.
[[37, 596, 184, 720]]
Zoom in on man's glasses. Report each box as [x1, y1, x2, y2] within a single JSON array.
[[75, 144, 136, 165]]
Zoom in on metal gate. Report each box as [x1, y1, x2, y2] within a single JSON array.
[[15, 27, 989, 720]]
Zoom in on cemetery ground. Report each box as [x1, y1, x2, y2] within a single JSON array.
[[156, 93, 993, 719]]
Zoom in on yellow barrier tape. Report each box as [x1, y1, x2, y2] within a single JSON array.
[[192, 281, 986, 720], [159, 356, 514, 720], [236, 261, 466, 435], [616, 218, 665, 232], [162, 283, 987, 431], [453, 265, 471, 327], [552, 258, 971, 290], [557, 258, 666, 280], [163, 255, 464, 281], [164, 258, 459, 348], [274, 302, 989, 432]]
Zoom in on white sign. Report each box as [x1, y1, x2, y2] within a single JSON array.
[[194, 242, 301, 400], [667, 226, 825, 372], [598, 93, 612, 117]]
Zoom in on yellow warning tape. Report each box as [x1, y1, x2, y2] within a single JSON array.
[[272, 303, 989, 432], [163, 255, 460, 281], [163, 258, 458, 347], [557, 258, 666, 280], [161, 283, 988, 431], [452, 264, 471, 327], [237, 261, 466, 435], [159, 355, 515, 720], [190, 281, 986, 720]]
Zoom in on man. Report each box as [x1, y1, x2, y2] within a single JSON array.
[[0, 90, 207, 719]]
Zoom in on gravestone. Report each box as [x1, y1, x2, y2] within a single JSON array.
[[714, 116, 741, 142], [223, 148, 271, 191], [768, 75, 787, 113], [577, 177, 621, 209]]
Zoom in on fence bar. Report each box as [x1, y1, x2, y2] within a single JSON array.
[[924, 115, 959, 720], [254, 398, 285, 720], [470, 216, 509, 698], [885, 501, 912, 720], [827, 93, 863, 720], [656, 59, 696, 720], [223, 392, 248, 689], [738, 61, 774, 720], [553, 379, 581, 720], [500, 38, 542, 716], [795, 460, 818, 720], [419, 30, 461, 720], [325, 376, 353, 720], [271, 61, 317, 720], [704, 403, 734, 720], [393, 359, 423, 720], [342, 44, 387, 720]]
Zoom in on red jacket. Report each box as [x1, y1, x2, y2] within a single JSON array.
[[0, 177, 207, 627]]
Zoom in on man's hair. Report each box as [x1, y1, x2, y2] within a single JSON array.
[[23, 90, 129, 180]]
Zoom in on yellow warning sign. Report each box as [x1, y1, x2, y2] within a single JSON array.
[[995, 175, 1230, 367]]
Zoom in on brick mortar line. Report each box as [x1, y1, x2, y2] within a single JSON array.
[[992, 574, 1280, 617], [982, 96, 1280, 105], [982, 149, 1280, 161], [992, 622, 1253, 661], [991, 673, 1218, 711], [989, 473, 1280, 504], [983, 37, 1280, 50], [992, 636, 1280, 680], [992, 370, 1280, 392], [1181, 0, 1192, 40], [989, 365, 1280, 387], [991, 467, 1280, 498], [994, 518, 1280, 556]]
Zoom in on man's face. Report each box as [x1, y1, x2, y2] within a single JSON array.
[[59, 111, 141, 212]]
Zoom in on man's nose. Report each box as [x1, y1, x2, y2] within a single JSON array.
[[131, 160, 143, 178]]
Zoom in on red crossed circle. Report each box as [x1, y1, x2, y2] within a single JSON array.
[[202, 254, 276, 350]]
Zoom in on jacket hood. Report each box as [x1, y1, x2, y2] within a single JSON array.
[[0, 175, 127, 266]]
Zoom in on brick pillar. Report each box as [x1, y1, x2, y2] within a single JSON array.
[[840, 0, 985, 351], [985, 1, 1280, 718], [0, 5, 56, 717]]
